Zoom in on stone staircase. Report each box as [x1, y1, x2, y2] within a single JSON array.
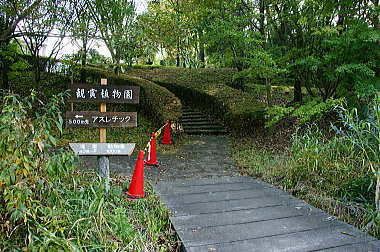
[[180, 107, 227, 135]]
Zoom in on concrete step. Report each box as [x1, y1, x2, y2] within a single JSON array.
[[180, 118, 213, 123], [182, 111, 203, 116], [181, 121, 220, 126], [185, 129, 228, 135], [181, 115, 208, 120], [181, 107, 226, 135], [183, 125, 225, 130]]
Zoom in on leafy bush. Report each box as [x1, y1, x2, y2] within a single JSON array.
[[78, 66, 182, 126], [127, 67, 266, 133], [265, 98, 344, 127], [0, 91, 76, 244]]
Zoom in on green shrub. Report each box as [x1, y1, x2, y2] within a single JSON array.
[[0, 91, 76, 244], [9, 72, 70, 102], [265, 98, 344, 127], [127, 67, 266, 133], [78, 66, 182, 126]]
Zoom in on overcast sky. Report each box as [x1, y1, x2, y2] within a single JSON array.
[[46, 0, 148, 59]]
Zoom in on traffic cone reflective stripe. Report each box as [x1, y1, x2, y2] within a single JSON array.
[[145, 132, 160, 167], [161, 120, 173, 145], [126, 150, 145, 200]]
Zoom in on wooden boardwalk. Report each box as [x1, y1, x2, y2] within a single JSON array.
[[154, 176, 380, 252]]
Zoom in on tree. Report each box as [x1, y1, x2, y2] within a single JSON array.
[[89, 0, 137, 74], [0, 0, 42, 89], [17, 0, 72, 83], [69, 0, 97, 82]]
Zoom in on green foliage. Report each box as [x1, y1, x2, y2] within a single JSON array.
[[0, 40, 31, 80], [292, 98, 344, 123], [79, 66, 182, 126], [89, 0, 138, 68], [289, 23, 380, 102], [0, 91, 76, 243], [234, 50, 286, 81], [232, 143, 289, 181], [265, 106, 294, 127], [265, 98, 344, 127]]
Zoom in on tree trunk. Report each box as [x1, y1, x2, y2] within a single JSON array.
[[0, 41, 10, 90], [33, 58, 41, 84], [176, 41, 180, 67], [266, 78, 272, 107], [259, 0, 265, 38], [198, 30, 205, 68], [372, 0, 379, 29], [114, 58, 120, 75], [1, 62, 9, 90], [294, 79, 302, 103], [376, 174, 380, 211], [80, 40, 88, 83]]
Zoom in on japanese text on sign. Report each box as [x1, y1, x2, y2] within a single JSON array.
[[65, 112, 137, 128], [68, 84, 140, 104]]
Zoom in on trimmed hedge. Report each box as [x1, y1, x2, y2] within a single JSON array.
[[78, 66, 182, 126], [9, 72, 70, 101], [127, 67, 266, 132]]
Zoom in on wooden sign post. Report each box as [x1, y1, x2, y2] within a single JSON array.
[[67, 78, 140, 182], [98, 78, 109, 180]]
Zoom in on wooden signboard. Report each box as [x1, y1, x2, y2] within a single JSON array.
[[69, 143, 136, 156], [65, 112, 137, 128], [68, 84, 140, 104], [68, 78, 139, 181]]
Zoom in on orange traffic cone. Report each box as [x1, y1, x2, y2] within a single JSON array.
[[161, 120, 173, 145], [126, 150, 145, 200], [145, 132, 160, 167]]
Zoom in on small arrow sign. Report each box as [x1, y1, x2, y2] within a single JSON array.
[[65, 112, 137, 128]]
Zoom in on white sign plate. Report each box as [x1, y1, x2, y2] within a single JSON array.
[[69, 143, 135, 156]]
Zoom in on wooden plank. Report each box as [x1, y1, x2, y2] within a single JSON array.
[[154, 176, 380, 251], [165, 193, 304, 216], [69, 143, 135, 156], [155, 176, 253, 189], [68, 83, 140, 104], [187, 225, 376, 252], [179, 214, 339, 247], [65, 112, 137, 128], [170, 204, 323, 231], [156, 181, 271, 196]]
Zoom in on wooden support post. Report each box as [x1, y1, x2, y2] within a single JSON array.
[[98, 78, 109, 188], [100, 78, 107, 143]]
